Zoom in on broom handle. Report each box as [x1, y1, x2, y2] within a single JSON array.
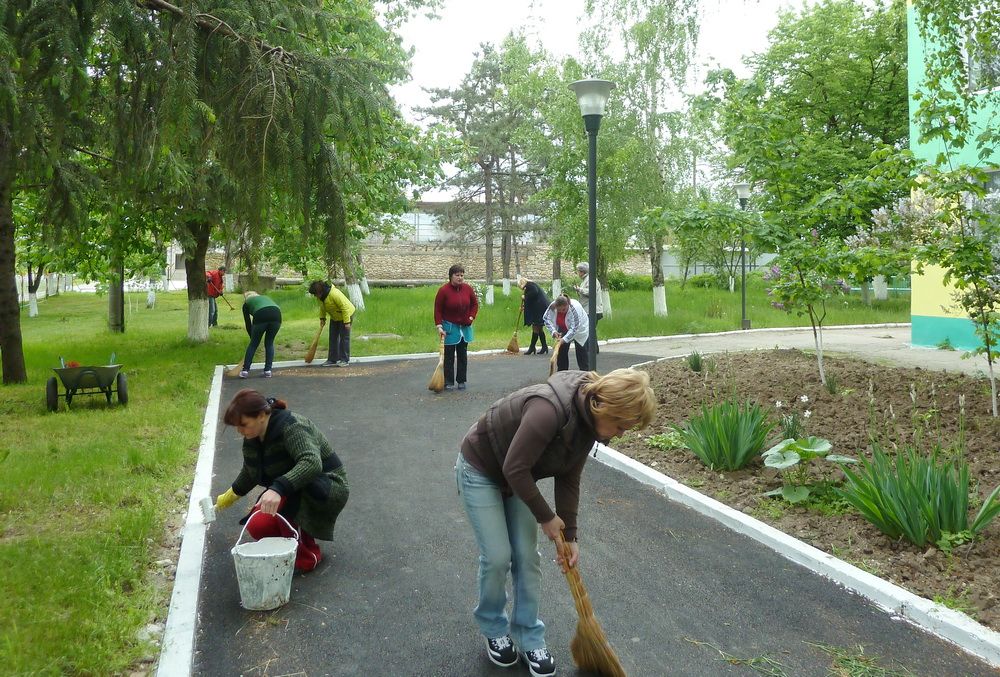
[[513, 304, 523, 332]]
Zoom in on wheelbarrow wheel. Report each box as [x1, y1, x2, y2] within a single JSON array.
[[116, 372, 129, 405], [46, 377, 59, 412]]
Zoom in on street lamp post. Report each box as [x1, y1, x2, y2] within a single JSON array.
[[734, 181, 751, 330], [569, 78, 616, 371]]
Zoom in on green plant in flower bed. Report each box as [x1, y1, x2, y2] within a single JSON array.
[[837, 444, 1000, 549], [646, 429, 687, 451], [762, 436, 856, 503], [675, 400, 774, 471]]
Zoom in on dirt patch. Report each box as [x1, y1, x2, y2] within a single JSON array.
[[615, 348, 1000, 632]]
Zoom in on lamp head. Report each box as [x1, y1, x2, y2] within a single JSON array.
[[734, 182, 751, 201], [569, 79, 616, 118]]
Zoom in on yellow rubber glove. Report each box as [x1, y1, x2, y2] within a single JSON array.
[[215, 487, 239, 511]]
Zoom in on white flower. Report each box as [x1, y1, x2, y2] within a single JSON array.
[[804, 410, 812, 418], [799, 395, 809, 403], [775, 400, 783, 409]]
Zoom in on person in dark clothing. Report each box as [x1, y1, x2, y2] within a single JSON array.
[[239, 291, 282, 378], [456, 368, 656, 676], [434, 264, 479, 390], [215, 389, 349, 572], [518, 277, 550, 356]]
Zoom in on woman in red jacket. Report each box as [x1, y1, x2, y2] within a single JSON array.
[[433, 264, 479, 391]]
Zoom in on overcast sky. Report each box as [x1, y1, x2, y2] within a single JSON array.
[[392, 0, 807, 118]]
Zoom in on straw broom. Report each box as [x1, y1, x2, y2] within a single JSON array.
[[556, 532, 627, 677], [304, 325, 323, 364], [549, 339, 563, 376], [427, 335, 446, 392], [225, 360, 244, 377], [506, 305, 524, 354]]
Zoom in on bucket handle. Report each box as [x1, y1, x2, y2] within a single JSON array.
[[234, 510, 300, 547]]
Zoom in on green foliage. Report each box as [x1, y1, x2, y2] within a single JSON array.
[[836, 445, 1000, 548], [675, 400, 774, 471], [762, 436, 855, 504], [646, 429, 687, 451], [606, 270, 653, 291], [685, 273, 719, 289], [686, 350, 703, 372]]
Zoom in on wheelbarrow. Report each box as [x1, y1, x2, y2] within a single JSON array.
[[46, 358, 128, 412]]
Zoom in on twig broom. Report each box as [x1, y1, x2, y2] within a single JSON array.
[[427, 336, 446, 392], [556, 532, 627, 677], [548, 339, 563, 377], [506, 305, 524, 355], [224, 359, 244, 377], [304, 325, 323, 364]]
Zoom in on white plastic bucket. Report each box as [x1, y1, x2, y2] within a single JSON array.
[[230, 512, 299, 611]]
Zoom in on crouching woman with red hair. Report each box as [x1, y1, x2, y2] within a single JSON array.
[[215, 389, 349, 572]]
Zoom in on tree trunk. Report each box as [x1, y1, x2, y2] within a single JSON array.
[[483, 162, 495, 305], [356, 250, 370, 295], [650, 239, 667, 317], [108, 255, 125, 333], [873, 274, 889, 301], [27, 263, 43, 317], [551, 257, 562, 297], [341, 251, 364, 310], [0, 131, 27, 383], [183, 219, 211, 343]]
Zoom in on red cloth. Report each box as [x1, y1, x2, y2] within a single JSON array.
[[434, 282, 479, 326], [206, 269, 224, 298], [245, 507, 323, 572], [556, 310, 568, 334]]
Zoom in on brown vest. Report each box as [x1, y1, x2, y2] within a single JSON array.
[[483, 371, 593, 459]]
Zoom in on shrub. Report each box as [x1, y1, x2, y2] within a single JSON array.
[[837, 445, 1000, 549], [606, 271, 653, 291], [685, 272, 719, 289], [675, 400, 774, 471]]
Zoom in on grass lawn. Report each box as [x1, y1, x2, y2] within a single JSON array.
[[0, 281, 909, 673]]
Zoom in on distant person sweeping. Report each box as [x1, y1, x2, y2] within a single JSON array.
[[519, 277, 550, 356], [455, 368, 655, 676], [238, 291, 282, 378], [214, 389, 350, 573], [307, 281, 356, 367], [206, 264, 227, 328], [434, 264, 478, 391], [543, 295, 590, 372]]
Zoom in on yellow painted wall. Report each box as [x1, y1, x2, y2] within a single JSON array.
[[910, 264, 964, 318]]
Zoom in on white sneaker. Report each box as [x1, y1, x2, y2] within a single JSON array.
[[238, 370, 249, 379], [262, 370, 272, 378]]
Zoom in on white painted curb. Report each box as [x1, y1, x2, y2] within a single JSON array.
[[592, 442, 1000, 669], [156, 366, 224, 677]]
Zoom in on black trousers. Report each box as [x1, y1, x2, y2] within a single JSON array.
[[556, 339, 589, 372], [444, 340, 468, 385]]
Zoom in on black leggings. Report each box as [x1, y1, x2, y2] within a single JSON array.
[[444, 340, 468, 385]]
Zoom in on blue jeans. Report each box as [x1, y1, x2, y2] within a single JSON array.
[[456, 454, 545, 650], [208, 296, 218, 326]]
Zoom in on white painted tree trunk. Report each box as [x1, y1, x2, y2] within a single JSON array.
[[29, 293, 38, 317], [873, 275, 889, 301], [146, 290, 156, 309], [485, 286, 495, 306], [729, 276, 735, 293], [601, 290, 612, 319], [188, 299, 209, 343], [360, 277, 370, 295], [502, 278, 510, 296], [224, 272, 235, 292], [652, 285, 667, 317], [552, 279, 562, 297], [347, 283, 365, 311]]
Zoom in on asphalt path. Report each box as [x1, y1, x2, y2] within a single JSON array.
[[194, 350, 997, 676]]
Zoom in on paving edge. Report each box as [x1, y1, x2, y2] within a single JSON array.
[[592, 442, 1000, 668], [156, 366, 224, 677]]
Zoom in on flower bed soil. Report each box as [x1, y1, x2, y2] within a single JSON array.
[[615, 348, 1000, 632]]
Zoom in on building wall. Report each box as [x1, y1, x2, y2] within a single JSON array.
[[906, 3, 999, 348]]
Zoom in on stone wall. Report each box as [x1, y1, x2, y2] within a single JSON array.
[[359, 242, 652, 282]]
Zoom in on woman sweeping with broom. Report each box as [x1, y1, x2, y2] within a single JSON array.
[[455, 368, 655, 676]]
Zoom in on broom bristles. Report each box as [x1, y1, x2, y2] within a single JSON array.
[[506, 331, 519, 354], [427, 338, 446, 392], [304, 326, 322, 363], [548, 340, 562, 376], [225, 361, 243, 377], [558, 533, 627, 677]]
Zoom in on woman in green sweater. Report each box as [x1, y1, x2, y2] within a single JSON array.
[[240, 291, 282, 378], [215, 389, 350, 572]]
